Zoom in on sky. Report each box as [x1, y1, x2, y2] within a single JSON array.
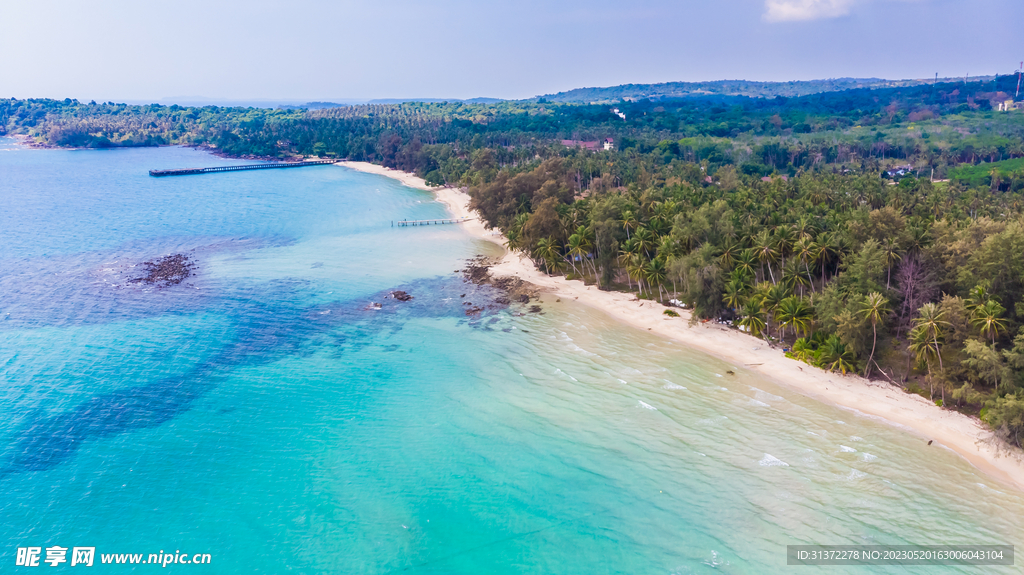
[[3, 0, 1022, 104]]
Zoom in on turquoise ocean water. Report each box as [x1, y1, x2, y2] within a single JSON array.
[[1, 138, 1022, 573]]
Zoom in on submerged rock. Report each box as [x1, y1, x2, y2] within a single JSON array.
[[390, 290, 413, 301], [128, 254, 195, 287]]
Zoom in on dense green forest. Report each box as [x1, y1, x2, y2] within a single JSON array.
[[5, 75, 1024, 447]]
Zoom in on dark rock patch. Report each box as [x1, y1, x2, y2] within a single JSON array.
[[128, 254, 195, 287], [390, 290, 413, 301]]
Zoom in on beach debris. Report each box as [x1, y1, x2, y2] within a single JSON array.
[[128, 253, 195, 287], [365, 302, 382, 311], [390, 290, 413, 301], [528, 305, 542, 313], [927, 440, 933, 445], [519, 294, 530, 303], [726, 370, 735, 375]]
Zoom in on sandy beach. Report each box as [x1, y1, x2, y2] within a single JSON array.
[[338, 161, 1024, 491]]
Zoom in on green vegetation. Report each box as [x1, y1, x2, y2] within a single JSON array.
[[948, 157, 1024, 188], [6, 74, 1024, 447], [538, 76, 970, 103]]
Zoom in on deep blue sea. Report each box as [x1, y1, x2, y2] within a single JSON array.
[[1, 138, 1022, 573]]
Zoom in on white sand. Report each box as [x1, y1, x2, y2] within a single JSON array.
[[338, 161, 1024, 491]]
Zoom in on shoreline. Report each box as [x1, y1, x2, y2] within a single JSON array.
[[336, 161, 1024, 492]]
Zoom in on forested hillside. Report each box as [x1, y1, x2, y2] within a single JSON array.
[[5, 74, 1024, 446], [537, 77, 931, 102]]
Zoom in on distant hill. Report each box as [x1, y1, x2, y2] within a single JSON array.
[[366, 97, 504, 105], [538, 76, 996, 103], [281, 97, 505, 109]]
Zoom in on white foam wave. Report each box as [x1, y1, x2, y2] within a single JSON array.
[[748, 399, 770, 407], [759, 454, 790, 467], [567, 343, 597, 356], [637, 400, 657, 410], [753, 389, 784, 402], [846, 469, 868, 481], [850, 436, 864, 442], [663, 383, 687, 390], [554, 368, 578, 382], [861, 453, 877, 462], [838, 445, 857, 453], [617, 379, 628, 385], [697, 416, 728, 426]]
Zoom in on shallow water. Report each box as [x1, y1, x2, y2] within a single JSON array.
[[1, 139, 1021, 573]]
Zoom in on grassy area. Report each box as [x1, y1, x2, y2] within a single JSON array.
[[949, 157, 1024, 186]]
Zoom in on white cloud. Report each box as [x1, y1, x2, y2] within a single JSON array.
[[764, 0, 857, 22]]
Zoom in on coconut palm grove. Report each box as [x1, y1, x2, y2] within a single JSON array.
[[5, 74, 1024, 447]]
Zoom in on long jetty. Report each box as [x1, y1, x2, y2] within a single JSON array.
[[149, 159, 337, 177], [393, 217, 471, 227]]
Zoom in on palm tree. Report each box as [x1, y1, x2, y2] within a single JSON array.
[[791, 298, 814, 338], [775, 296, 799, 340], [643, 258, 668, 301], [620, 210, 639, 240], [912, 303, 949, 403], [777, 296, 814, 339], [756, 282, 787, 340], [859, 292, 891, 378], [505, 228, 523, 252], [972, 300, 1008, 346], [882, 238, 902, 290], [815, 233, 842, 287], [723, 279, 746, 311], [719, 239, 741, 270], [574, 225, 598, 277], [738, 302, 766, 339], [819, 335, 856, 374], [734, 249, 758, 282], [774, 226, 795, 270], [791, 337, 815, 363], [913, 303, 949, 373], [533, 238, 562, 275], [908, 325, 941, 400], [753, 230, 779, 284], [965, 285, 990, 315], [793, 237, 817, 291], [565, 233, 586, 277], [793, 216, 817, 240], [907, 225, 930, 256], [782, 258, 810, 296], [632, 227, 657, 260], [625, 252, 647, 296]]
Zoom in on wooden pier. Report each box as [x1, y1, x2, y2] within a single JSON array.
[[149, 159, 337, 177], [393, 217, 471, 227]]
